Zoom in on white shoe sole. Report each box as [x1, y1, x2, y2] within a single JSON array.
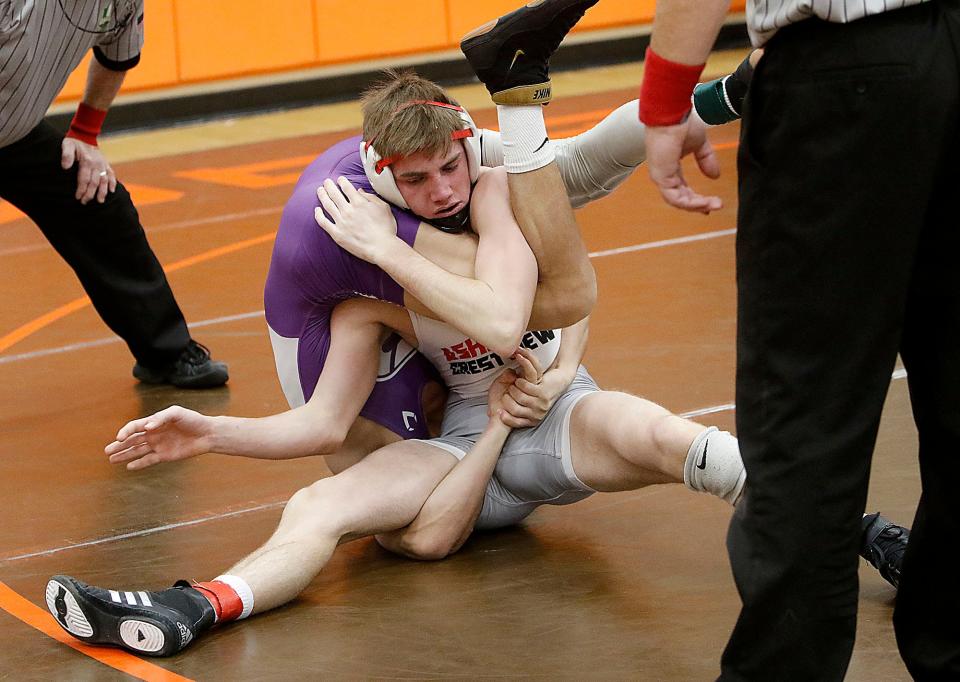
[[45, 580, 94, 638], [119, 620, 166, 653]]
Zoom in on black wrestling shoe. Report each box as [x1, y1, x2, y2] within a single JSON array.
[[460, 0, 599, 105], [133, 340, 229, 389], [860, 512, 910, 589], [45, 575, 215, 656]]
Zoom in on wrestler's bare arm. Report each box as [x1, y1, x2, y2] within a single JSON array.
[[317, 168, 538, 357], [105, 303, 390, 469]]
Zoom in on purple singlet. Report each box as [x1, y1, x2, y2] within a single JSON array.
[[264, 135, 440, 439]]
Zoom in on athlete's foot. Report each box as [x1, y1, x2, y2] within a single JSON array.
[[45, 575, 215, 656], [460, 0, 599, 105], [683, 428, 746, 506], [860, 513, 909, 589]]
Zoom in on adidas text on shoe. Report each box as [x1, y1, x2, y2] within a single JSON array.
[[461, 0, 599, 105], [45, 575, 215, 657]]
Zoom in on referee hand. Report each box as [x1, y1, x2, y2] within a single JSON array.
[[646, 111, 722, 214], [61, 137, 117, 205]]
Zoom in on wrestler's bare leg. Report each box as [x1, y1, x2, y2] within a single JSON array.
[[480, 101, 647, 209], [507, 157, 596, 329], [459, 0, 609, 327], [568, 392, 744, 503], [44, 437, 461, 657], [223, 439, 457, 614]]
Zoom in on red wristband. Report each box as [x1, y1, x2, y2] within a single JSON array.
[[639, 47, 705, 126], [66, 102, 108, 146]]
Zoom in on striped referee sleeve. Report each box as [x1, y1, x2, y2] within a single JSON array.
[[94, 0, 143, 70], [748, 0, 929, 44]]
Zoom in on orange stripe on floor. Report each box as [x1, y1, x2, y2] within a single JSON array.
[[175, 155, 316, 189], [0, 201, 26, 225], [126, 184, 186, 206], [0, 581, 193, 682], [546, 108, 611, 127], [0, 231, 277, 354]]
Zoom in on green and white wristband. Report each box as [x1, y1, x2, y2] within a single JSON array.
[[693, 76, 740, 125]]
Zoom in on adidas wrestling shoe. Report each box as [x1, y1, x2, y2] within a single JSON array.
[[860, 512, 910, 589], [45, 575, 215, 656], [460, 0, 599, 105]]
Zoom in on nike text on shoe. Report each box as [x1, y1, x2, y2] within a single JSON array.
[[460, 0, 599, 105], [133, 340, 229, 389], [45, 575, 215, 657], [860, 512, 909, 589]]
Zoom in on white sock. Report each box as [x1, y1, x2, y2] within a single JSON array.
[[496, 105, 555, 173], [683, 427, 746, 506], [214, 574, 255, 620]]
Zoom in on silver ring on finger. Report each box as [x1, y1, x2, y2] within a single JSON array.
[[98, 170, 108, 177]]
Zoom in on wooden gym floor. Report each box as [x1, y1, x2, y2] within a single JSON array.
[[0, 52, 916, 680]]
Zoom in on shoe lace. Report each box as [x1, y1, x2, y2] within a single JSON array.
[[182, 341, 211, 366], [870, 524, 908, 584]]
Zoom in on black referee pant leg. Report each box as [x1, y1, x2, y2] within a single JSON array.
[[719, 6, 952, 680], [0, 121, 190, 367], [894, 6, 960, 673], [895, 160, 960, 680]]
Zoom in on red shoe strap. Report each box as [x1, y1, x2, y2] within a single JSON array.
[[193, 580, 243, 623]]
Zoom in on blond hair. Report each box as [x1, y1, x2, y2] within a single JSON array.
[[361, 69, 464, 161]]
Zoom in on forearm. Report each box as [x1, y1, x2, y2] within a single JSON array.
[[379, 238, 525, 354], [649, 0, 730, 65], [400, 419, 511, 553], [83, 59, 126, 111], [205, 407, 345, 460]]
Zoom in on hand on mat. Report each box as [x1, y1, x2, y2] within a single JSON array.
[[105, 405, 212, 470], [61, 137, 117, 205], [494, 348, 563, 428], [645, 111, 722, 215], [315, 176, 398, 264]]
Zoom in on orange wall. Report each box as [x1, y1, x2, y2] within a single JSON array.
[[59, 0, 746, 101]]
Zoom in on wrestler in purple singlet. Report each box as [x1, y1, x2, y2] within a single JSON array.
[[264, 135, 440, 439]]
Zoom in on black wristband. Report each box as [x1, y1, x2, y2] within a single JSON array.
[[724, 54, 754, 116]]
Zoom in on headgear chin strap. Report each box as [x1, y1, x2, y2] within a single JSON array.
[[360, 101, 481, 211]]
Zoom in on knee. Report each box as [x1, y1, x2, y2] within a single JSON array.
[[642, 405, 685, 457], [550, 267, 597, 327], [571, 266, 598, 320], [404, 534, 456, 561], [281, 479, 342, 534], [98, 183, 141, 222], [375, 530, 454, 561]]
